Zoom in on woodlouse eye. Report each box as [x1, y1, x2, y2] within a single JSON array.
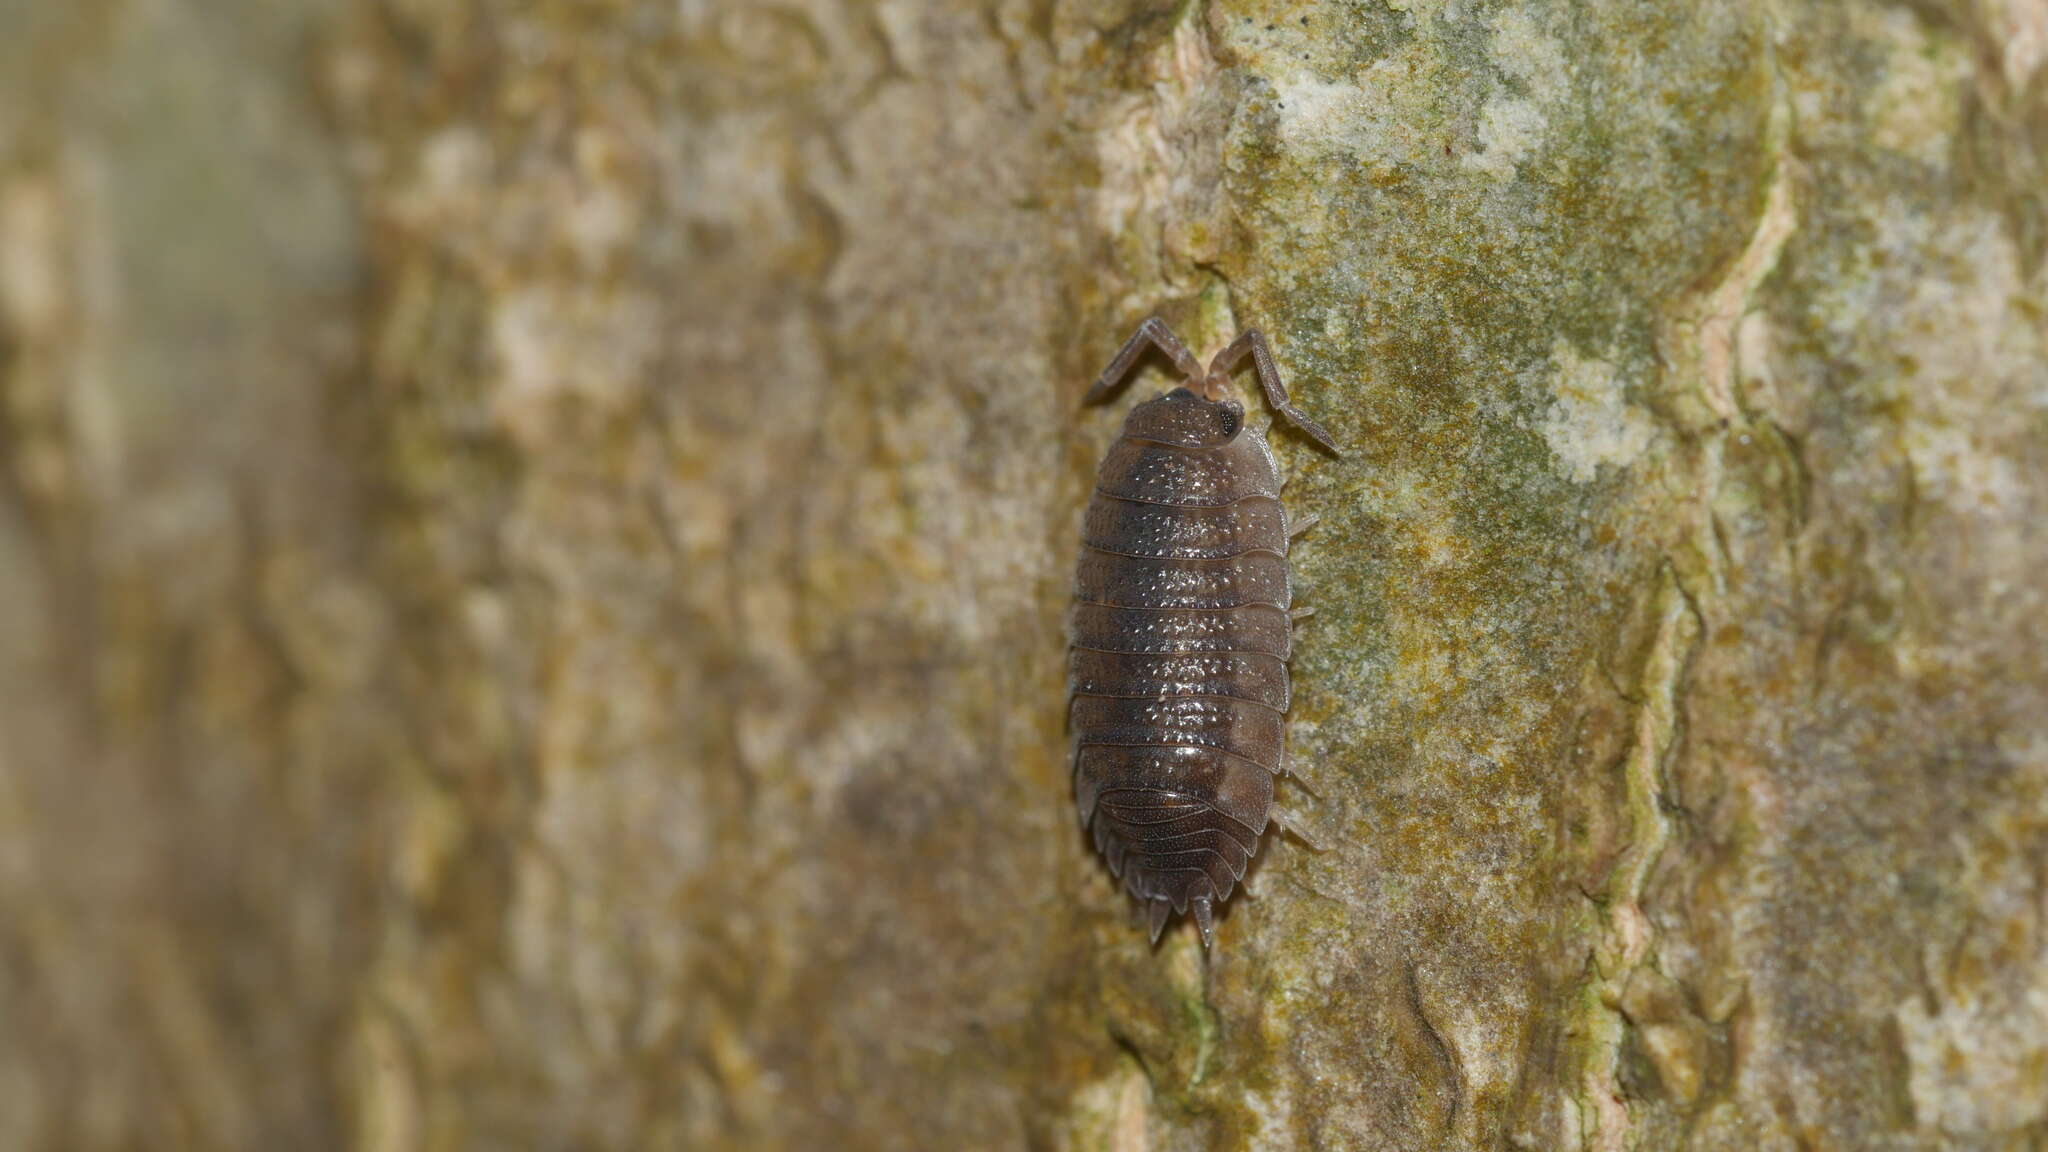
[[1218, 405, 1242, 438]]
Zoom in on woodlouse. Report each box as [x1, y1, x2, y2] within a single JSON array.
[[1072, 317, 1338, 950]]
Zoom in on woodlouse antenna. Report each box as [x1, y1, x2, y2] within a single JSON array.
[[1207, 329, 1343, 455], [1088, 318, 1343, 456], [1087, 317, 1206, 406]]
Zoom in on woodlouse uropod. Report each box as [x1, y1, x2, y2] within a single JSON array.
[[1071, 316, 1339, 951]]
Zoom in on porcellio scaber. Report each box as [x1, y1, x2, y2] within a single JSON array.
[[1072, 317, 1338, 950]]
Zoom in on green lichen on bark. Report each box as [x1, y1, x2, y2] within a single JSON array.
[[0, 0, 2043, 1149]]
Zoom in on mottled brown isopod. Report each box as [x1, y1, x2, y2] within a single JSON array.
[[1071, 317, 1338, 950]]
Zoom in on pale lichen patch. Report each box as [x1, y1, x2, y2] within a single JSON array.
[[0, 180, 63, 332], [1460, 96, 1547, 181], [1886, 212, 2041, 518], [1985, 0, 2048, 89], [1892, 743, 2048, 1133], [1866, 9, 1969, 166], [488, 285, 661, 442], [1458, 9, 1565, 181], [1895, 975, 2048, 1133], [1902, 424, 2025, 516], [1487, 8, 1570, 106], [1272, 60, 1421, 170], [1381, 0, 1448, 21], [1538, 341, 1656, 484], [1061, 1060, 1154, 1152], [1239, 1080, 1296, 1152]]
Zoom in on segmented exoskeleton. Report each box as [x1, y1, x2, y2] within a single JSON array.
[[1072, 317, 1337, 950]]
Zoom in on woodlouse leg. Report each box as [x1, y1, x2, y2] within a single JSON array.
[[1279, 749, 1325, 798], [1270, 806, 1329, 851], [1210, 329, 1343, 455], [1289, 606, 1317, 622], [1192, 896, 1216, 951], [1087, 317, 1204, 405], [1288, 513, 1321, 538], [1147, 897, 1172, 944]]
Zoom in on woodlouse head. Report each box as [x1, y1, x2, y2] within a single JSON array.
[[1122, 388, 1246, 447]]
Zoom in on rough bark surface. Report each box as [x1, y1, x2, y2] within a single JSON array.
[[1, 1, 2044, 1149]]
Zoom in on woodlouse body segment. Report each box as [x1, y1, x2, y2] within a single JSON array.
[[1072, 318, 1336, 950]]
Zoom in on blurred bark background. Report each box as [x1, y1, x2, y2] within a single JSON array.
[[1, 0, 2045, 1149]]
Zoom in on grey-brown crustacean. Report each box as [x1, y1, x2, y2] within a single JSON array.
[[1072, 317, 1338, 950]]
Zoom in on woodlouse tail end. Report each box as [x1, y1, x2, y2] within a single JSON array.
[[1147, 898, 1171, 945], [1192, 897, 1216, 951]]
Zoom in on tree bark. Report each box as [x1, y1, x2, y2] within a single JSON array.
[[1, 0, 2045, 1148]]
